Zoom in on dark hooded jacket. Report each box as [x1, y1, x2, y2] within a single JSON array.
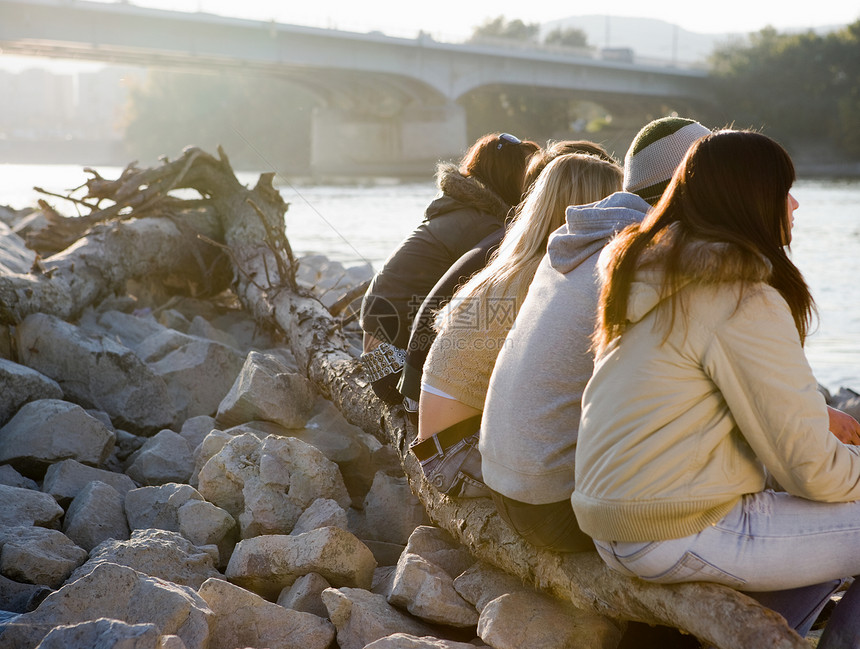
[[360, 163, 511, 350]]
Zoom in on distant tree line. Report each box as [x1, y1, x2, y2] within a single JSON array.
[[459, 16, 690, 148], [708, 21, 860, 158], [463, 16, 860, 161], [469, 15, 589, 50]]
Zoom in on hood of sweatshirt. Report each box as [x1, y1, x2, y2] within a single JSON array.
[[547, 191, 650, 275]]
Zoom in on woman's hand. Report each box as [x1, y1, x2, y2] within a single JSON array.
[[827, 405, 860, 445]]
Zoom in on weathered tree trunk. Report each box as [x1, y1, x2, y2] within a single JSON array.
[[8, 150, 805, 648], [217, 170, 808, 649], [0, 148, 281, 326], [0, 215, 223, 325], [244, 276, 806, 648]]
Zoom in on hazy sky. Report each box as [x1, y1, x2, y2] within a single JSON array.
[[3, 0, 858, 72], [107, 0, 859, 37]]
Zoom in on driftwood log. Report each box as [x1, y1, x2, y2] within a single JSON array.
[[0, 147, 282, 325], [15, 150, 809, 649]]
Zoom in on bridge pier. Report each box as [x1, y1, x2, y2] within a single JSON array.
[[310, 103, 467, 178]]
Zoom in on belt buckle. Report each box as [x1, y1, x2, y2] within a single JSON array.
[[410, 433, 444, 462]]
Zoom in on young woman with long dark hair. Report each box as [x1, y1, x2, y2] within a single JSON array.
[[573, 129, 860, 646]]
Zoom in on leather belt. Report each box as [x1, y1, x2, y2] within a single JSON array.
[[410, 414, 482, 462]]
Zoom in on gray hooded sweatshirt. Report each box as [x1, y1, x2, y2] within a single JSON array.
[[479, 191, 649, 505]]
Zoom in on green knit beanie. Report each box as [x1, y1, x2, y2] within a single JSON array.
[[623, 117, 711, 205]]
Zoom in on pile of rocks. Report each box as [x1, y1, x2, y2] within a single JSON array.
[[4, 198, 860, 649], [0, 204, 624, 649]]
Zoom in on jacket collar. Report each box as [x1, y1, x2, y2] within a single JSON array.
[[428, 162, 511, 220], [613, 223, 773, 323], [637, 223, 773, 283]]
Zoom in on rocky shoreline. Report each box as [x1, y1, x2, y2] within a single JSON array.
[[0, 192, 635, 649], [0, 214, 478, 648], [1, 152, 856, 649]]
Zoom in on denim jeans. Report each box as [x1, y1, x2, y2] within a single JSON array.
[[593, 490, 860, 646], [417, 431, 490, 498]]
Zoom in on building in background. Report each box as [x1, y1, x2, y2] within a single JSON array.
[[0, 65, 144, 165]]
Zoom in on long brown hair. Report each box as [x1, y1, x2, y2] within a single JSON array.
[[594, 129, 814, 353]]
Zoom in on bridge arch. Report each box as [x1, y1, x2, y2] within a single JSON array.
[[0, 0, 714, 175]]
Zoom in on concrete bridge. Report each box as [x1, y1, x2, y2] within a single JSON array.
[[0, 0, 713, 174]]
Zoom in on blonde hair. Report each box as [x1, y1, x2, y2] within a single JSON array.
[[437, 153, 623, 329]]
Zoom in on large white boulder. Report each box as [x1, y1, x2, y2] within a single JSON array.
[[0, 563, 214, 649], [198, 577, 335, 649], [197, 433, 349, 538], [15, 313, 177, 434], [225, 527, 376, 600]]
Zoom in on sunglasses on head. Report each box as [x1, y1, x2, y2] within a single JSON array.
[[497, 133, 522, 149]]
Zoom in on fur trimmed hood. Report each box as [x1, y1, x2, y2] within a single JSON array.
[[605, 222, 774, 324], [425, 162, 511, 222]]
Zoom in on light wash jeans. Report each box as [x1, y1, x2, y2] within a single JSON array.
[[416, 432, 490, 499], [593, 489, 860, 646]]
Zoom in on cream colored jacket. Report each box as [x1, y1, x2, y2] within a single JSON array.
[[572, 231, 860, 543]]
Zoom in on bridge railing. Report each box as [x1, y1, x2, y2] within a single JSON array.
[[451, 35, 704, 70]]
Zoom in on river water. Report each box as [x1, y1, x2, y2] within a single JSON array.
[[2, 163, 859, 393]]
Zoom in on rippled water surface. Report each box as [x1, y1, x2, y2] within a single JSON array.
[[2, 164, 859, 391]]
